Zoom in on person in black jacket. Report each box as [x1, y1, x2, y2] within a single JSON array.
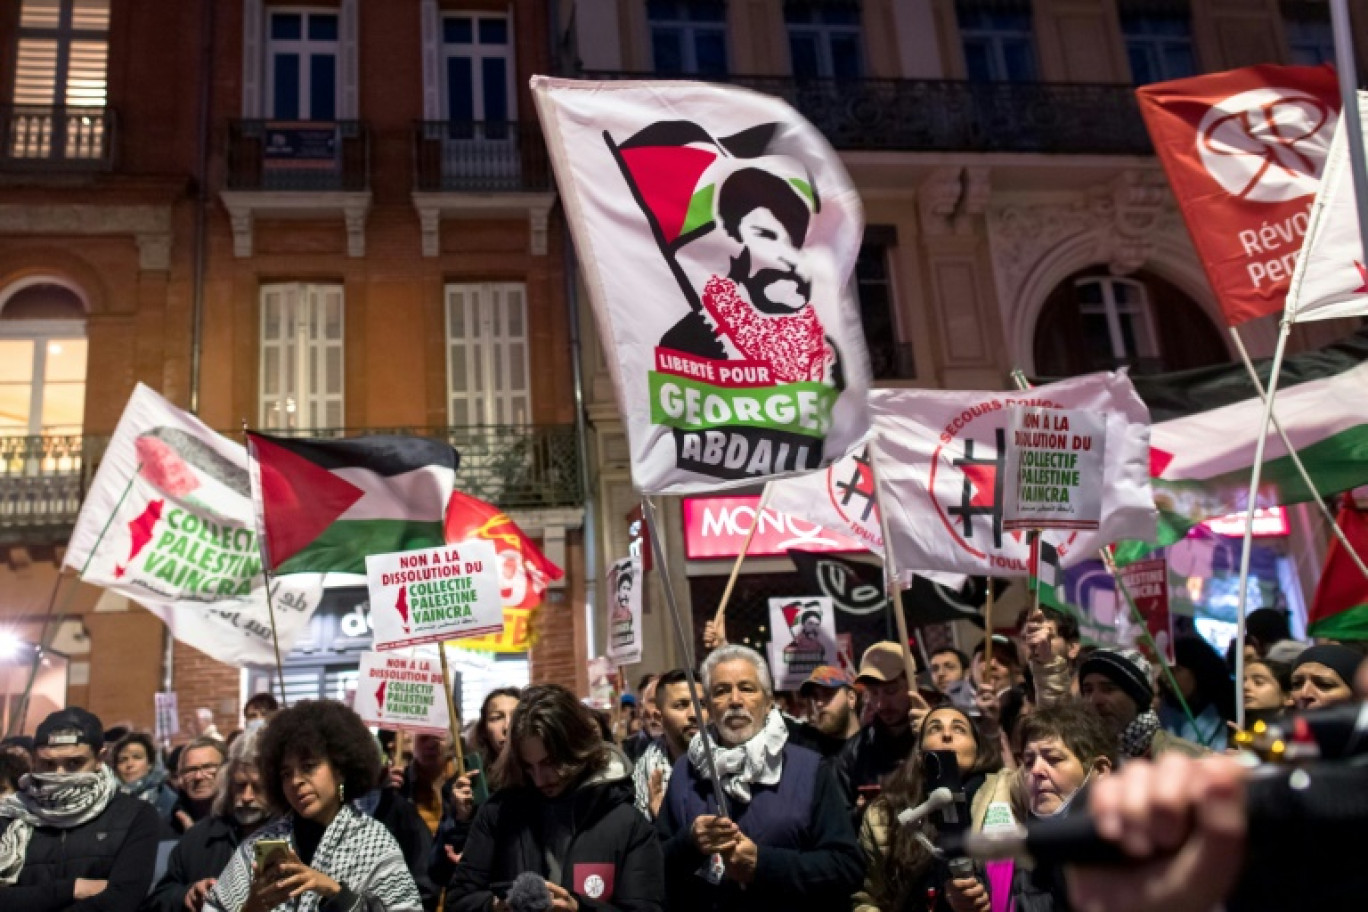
[[838, 642, 931, 818], [445, 684, 663, 912], [656, 645, 864, 912], [0, 706, 160, 912], [143, 731, 272, 912]]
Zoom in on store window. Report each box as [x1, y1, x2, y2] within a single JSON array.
[[957, 2, 1037, 82], [785, 1, 863, 80], [259, 283, 344, 430], [0, 282, 87, 435], [649, 0, 728, 76], [266, 8, 340, 119]]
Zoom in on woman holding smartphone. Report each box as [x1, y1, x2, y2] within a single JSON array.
[[204, 700, 422, 912]]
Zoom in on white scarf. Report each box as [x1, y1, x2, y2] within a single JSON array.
[[688, 706, 788, 804], [0, 764, 121, 886]]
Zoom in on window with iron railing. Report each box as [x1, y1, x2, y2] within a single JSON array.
[[267, 8, 340, 120], [957, 2, 1037, 82], [259, 284, 345, 430], [0, 282, 87, 436], [785, 1, 863, 81], [9, 0, 109, 161], [1121, 9, 1197, 85], [649, 0, 729, 76], [442, 12, 515, 130]]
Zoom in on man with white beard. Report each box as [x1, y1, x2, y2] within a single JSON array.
[[655, 645, 862, 912]]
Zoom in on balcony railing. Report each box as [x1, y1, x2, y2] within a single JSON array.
[[413, 121, 552, 192], [0, 105, 115, 169], [580, 73, 1154, 156], [227, 120, 369, 192], [0, 425, 580, 539]]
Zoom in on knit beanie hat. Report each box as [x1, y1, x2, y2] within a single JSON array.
[[1080, 648, 1154, 714], [1292, 644, 1363, 688]]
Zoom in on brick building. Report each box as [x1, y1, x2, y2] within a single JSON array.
[[0, 0, 589, 739]]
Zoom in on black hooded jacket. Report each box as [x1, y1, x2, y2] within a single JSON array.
[[445, 748, 663, 912]]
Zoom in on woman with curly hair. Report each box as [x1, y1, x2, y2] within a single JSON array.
[[204, 700, 421, 912], [853, 705, 1012, 912], [113, 730, 178, 820], [445, 684, 662, 912]]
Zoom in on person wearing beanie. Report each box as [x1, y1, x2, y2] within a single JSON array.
[[1079, 648, 1207, 761], [1291, 643, 1362, 710]]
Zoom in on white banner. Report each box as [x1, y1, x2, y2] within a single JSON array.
[[63, 383, 325, 666], [765, 596, 839, 690], [533, 76, 872, 493], [869, 372, 1156, 581], [763, 443, 883, 556], [1003, 406, 1107, 532], [1286, 90, 1368, 324], [367, 540, 504, 650], [606, 556, 644, 667], [352, 651, 451, 736]]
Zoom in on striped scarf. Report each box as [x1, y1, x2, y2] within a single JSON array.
[[0, 765, 120, 886]]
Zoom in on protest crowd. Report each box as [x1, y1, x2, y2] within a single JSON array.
[[2, 602, 1363, 912]]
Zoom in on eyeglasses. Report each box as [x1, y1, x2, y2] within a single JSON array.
[[181, 763, 221, 779]]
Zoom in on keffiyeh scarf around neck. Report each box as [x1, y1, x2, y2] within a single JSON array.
[[121, 766, 169, 802], [687, 706, 788, 804], [1120, 709, 1162, 759], [0, 764, 120, 885]]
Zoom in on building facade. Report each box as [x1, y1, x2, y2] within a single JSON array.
[[0, 0, 588, 738], [569, 0, 1366, 670]]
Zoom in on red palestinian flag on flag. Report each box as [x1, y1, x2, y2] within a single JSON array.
[[444, 489, 563, 611], [248, 433, 459, 575], [1309, 503, 1368, 640]]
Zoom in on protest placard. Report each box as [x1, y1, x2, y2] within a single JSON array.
[[154, 692, 179, 742], [606, 556, 644, 667], [765, 596, 839, 690], [1119, 557, 1174, 662], [367, 539, 503, 650], [1003, 406, 1107, 533], [353, 651, 450, 735]]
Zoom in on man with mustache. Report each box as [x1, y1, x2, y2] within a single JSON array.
[[633, 669, 705, 821], [147, 732, 272, 912], [655, 645, 862, 912]]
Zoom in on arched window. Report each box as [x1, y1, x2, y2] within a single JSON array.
[[1034, 267, 1226, 377], [0, 280, 88, 434]]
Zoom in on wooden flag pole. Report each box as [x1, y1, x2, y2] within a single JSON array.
[[437, 643, 467, 777], [868, 444, 919, 685], [1229, 326, 1368, 583], [712, 483, 773, 630]]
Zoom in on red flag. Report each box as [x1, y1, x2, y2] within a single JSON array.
[[444, 490, 563, 610], [1309, 504, 1368, 640], [1137, 64, 1340, 326]]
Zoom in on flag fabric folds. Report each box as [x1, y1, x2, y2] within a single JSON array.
[[444, 489, 563, 612], [1309, 504, 1368, 640], [1285, 91, 1368, 324], [65, 384, 325, 666], [1136, 64, 1340, 326], [247, 433, 459, 576], [1028, 537, 1070, 615], [533, 76, 872, 494], [867, 372, 1156, 581], [763, 444, 883, 556], [787, 550, 986, 628]]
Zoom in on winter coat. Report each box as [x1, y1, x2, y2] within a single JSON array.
[[836, 722, 916, 818], [3, 790, 161, 912], [656, 741, 863, 912], [143, 814, 244, 912], [445, 748, 663, 912]]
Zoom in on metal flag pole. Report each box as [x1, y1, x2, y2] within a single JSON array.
[[1229, 326, 1368, 583], [1330, 0, 1368, 262], [640, 495, 730, 820]]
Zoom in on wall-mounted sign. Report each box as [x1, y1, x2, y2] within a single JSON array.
[[682, 495, 865, 560]]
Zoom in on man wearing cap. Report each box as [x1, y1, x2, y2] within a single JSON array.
[[0, 707, 160, 911], [798, 665, 860, 758], [1078, 648, 1206, 761], [836, 642, 929, 816]]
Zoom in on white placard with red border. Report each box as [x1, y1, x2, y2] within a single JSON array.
[[367, 539, 504, 650], [353, 651, 451, 735], [1003, 406, 1106, 533], [1119, 557, 1174, 663]]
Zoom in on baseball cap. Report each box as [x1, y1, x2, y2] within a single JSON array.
[[35, 707, 104, 751], [856, 642, 913, 684], [799, 665, 855, 697]]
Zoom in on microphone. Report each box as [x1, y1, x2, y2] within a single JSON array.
[[897, 786, 954, 827], [506, 872, 552, 912]]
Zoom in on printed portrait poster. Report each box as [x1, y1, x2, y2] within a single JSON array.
[[366, 539, 504, 650], [606, 555, 644, 667], [534, 76, 873, 493], [353, 651, 450, 736], [766, 596, 839, 690]]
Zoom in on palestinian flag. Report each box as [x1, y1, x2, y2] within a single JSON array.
[[1309, 503, 1368, 639], [1028, 537, 1070, 614], [248, 433, 459, 575], [1113, 328, 1368, 563]]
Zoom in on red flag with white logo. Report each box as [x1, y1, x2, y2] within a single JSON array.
[[1136, 64, 1340, 326]]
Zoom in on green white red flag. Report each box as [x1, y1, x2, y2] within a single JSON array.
[[1309, 504, 1368, 640]]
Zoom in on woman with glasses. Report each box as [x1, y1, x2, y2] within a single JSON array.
[[204, 700, 421, 912]]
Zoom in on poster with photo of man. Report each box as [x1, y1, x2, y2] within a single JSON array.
[[607, 555, 643, 666], [534, 77, 873, 493], [766, 596, 839, 690]]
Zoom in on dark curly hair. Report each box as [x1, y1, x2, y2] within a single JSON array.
[[112, 731, 159, 778], [0, 748, 30, 793], [255, 700, 379, 814], [493, 685, 609, 791]]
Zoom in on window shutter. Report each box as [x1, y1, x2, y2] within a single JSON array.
[[307, 284, 346, 429], [258, 283, 296, 428]]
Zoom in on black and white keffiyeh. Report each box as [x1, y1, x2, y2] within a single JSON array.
[[632, 739, 674, 819], [203, 805, 421, 912], [688, 706, 788, 804], [0, 764, 120, 886], [1120, 709, 1163, 759]]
